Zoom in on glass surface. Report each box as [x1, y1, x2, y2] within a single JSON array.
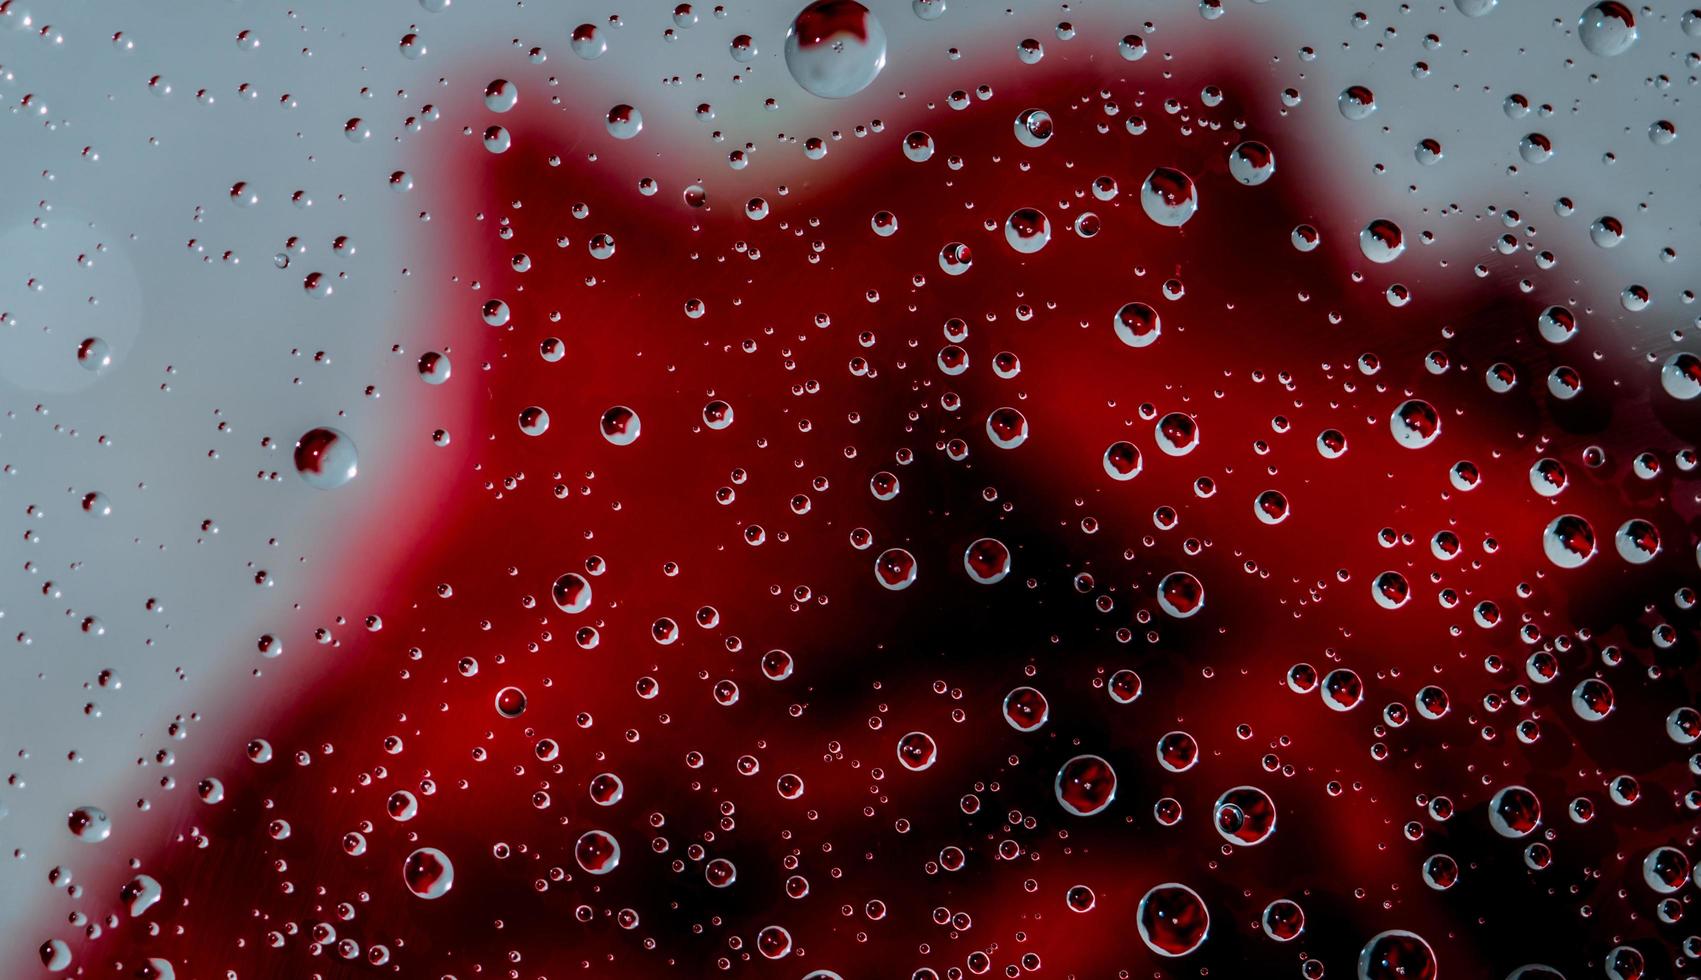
[[2, 2, 1699, 977]]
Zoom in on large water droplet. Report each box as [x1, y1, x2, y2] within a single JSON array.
[[1003, 208, 1051, 253], [1001, 686, 1048, 731], [1661, 352, 1700, 400], [1543, 514, 1596, 568], [1615, 518, 1660, 564], [1137, 883, 1210, 956], [963, 537, 1011, 584], [552, 572, 593, 613], [1014, 108, 1053, 147], [1213, 786, 1277, 845], [784, 1, 887, 99], [1578, 2, 1637, 56], [1103, 441, 1143, 480], [1389, 399, 1440, 449], [1489, 785, 1542, 838], [570, 23, 606, 59], [574, 830, 621, 874], [1359, 219, 1405, 263], [67, 805, 111, 842], [483, 79, 517, 112], [896, 731, 937, 770], [121, 874, 163, 916], [875, 547, 918, 590], [293, 427, 358, 489], [1113, 302, 1160, 348], [1227, 141, 1275, 185], [1357, 930, 1437, 980], [1055, 754, 1116, 815], [599, 405, 641, 445], [1140, 167, 1198, 227], [1157, 571, 1205, 618]]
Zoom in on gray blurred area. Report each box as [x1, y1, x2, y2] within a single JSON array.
[[1, 0, 1695, 962]]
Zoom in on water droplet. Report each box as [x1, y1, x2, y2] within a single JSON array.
[[1262, 900, 1305, 941], [1589, 215, 1624, 247], [1372, 570, 1410, 609], [293, 427, 358, 489], [963, 537, 1011, 584], [606, 104, 643, 139], [896, 731, 937, 770], [570, 23, 606, 59], [702, 400, 733, 430], [1642, 846, 1689, 893], [1543, 514, 1595, 568], [1157, 571, 1205, 618], [551, 573, 593, 613], [76, 336, 112, 372], [1003, 208, 1051, 253], [1519, 132, 1554, 163], [875, 547, 917, 590], [1615, 518, 1660, 564], [81, 491, 111, 517], [1359, 219, 1405, 263], [1213, 786, 1276, 845], [1013, 108, 1053, 148], [1253, 490, 1289, 525], [67, 805, 111, 842], [1358, 930, 1437, 980], [1137, 883, 1210, 957], [784, 1, 888, 99], [483, 79, 517, 113], [938, 241, 974, 275], [1140, 167, 1198, 227], [1322, 668, 1364, 711], [1490, 785, 1542, 837], [1389, 399, 1439, 449], [600, 405, 641, 445], [901, 130, 935, 162], [1537, 305, 1577, 344], [1103, 441, 1143, 480], [1113, 302, 1160, 348], [120, 874, 162, 916], [417, 350, 451, 384], [1338, 85, 1377, 120], [1661, 352, 1701, 400], [1154, 413, 1199, 456], [403, 847, 454, 899], [495, 686, 528, 718], [1001, 687, 1048, 731], [1578, 2, 1637, 56], [574, 830, 621, 874], [1227, 141, 1274, 185], [1109, 669, 1142, 704], [1055, 754, 1116, 815], [913, 0, 947, 20], [518, 406, 550, 436], [39, 939, 71, 971], [985, 406, 1028, 448]]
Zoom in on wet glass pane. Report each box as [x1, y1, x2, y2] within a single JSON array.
[[3, 2, 1699, 977]]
